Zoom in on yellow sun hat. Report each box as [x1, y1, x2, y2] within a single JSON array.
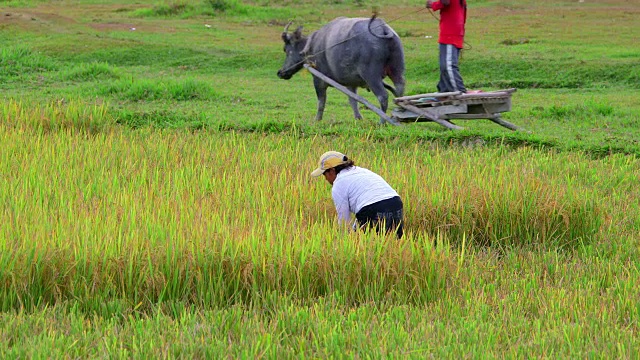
[[310, 151, 348, 177]]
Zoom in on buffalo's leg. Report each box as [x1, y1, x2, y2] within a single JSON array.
[[366, 79, 389, 124], [313, 78, 328, 121], [347, 86, 363, 120]]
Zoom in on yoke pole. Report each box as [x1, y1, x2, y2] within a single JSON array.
[[303, 64, 400, 126]]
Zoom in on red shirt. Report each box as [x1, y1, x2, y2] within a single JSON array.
[[431, 0, 467, 49]]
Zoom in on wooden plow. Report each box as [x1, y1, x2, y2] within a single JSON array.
[[304, 64, 521, 130], [392, 88, 521, 130]]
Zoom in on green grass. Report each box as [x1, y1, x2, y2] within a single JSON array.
[[0, 46, 59, 81], [60, 61, 121, 82], [98, 77, 219, 101], [1, 0, 639, 357], [130, 0, 297, 19]]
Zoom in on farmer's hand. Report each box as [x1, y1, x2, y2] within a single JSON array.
[[426, 0, 433, 9]]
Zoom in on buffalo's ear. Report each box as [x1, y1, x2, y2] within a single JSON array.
[[281, 32, 290, 43], [293, 26, 303, 40]]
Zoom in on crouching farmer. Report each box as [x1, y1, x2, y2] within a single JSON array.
[[311, 151, 404, 238]]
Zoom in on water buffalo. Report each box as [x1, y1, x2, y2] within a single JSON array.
[[277, 17, 405, 122]]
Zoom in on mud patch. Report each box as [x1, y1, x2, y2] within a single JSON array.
[[1, 11, 78, 24], [1, 12, 38, 22]]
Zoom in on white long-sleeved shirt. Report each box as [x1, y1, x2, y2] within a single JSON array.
[[331, 166, 399, 224]]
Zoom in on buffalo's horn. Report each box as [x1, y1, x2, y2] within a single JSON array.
[[283, 21, 293, 34]]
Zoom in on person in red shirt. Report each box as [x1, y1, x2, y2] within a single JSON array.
[[426, 0, 468, 93]]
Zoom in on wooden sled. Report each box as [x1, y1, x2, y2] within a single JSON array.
[[392, 89, 521, 131]]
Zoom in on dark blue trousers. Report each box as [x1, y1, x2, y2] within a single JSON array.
[[438, 44, 466, 93], [355, 196, 404, 238]]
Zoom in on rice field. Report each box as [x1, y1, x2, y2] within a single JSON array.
[[1, 0, 640, 357], [1, 99, 639, 356]]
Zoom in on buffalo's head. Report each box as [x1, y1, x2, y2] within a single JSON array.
[[277, 22, 307, 80]]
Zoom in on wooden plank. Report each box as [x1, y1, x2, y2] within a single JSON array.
[[423, 104, 468, 117], [393, 106, 470, 120], [488, 116, 522, 131], [457, 93, 511, 101], [402, 93, 512, 108], [395, 101, 464, 130], [441, 113, 498, 119], [394, 88, 516, 103], [303, 64, 400, 126], [408, 98, 454, 106], [457, 97, 511, 105], [391, 108, 422, 120], [439, 113, 521, 131], [394, 91, 461, 103]]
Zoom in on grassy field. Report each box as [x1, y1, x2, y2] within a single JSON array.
[[1, 0, 639, 357]]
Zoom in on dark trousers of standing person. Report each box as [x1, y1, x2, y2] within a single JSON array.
[[355, 196, 404, 238], [438, 43, 467, 93]]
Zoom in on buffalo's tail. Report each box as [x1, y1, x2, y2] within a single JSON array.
[[368, 15, 395, 39]]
